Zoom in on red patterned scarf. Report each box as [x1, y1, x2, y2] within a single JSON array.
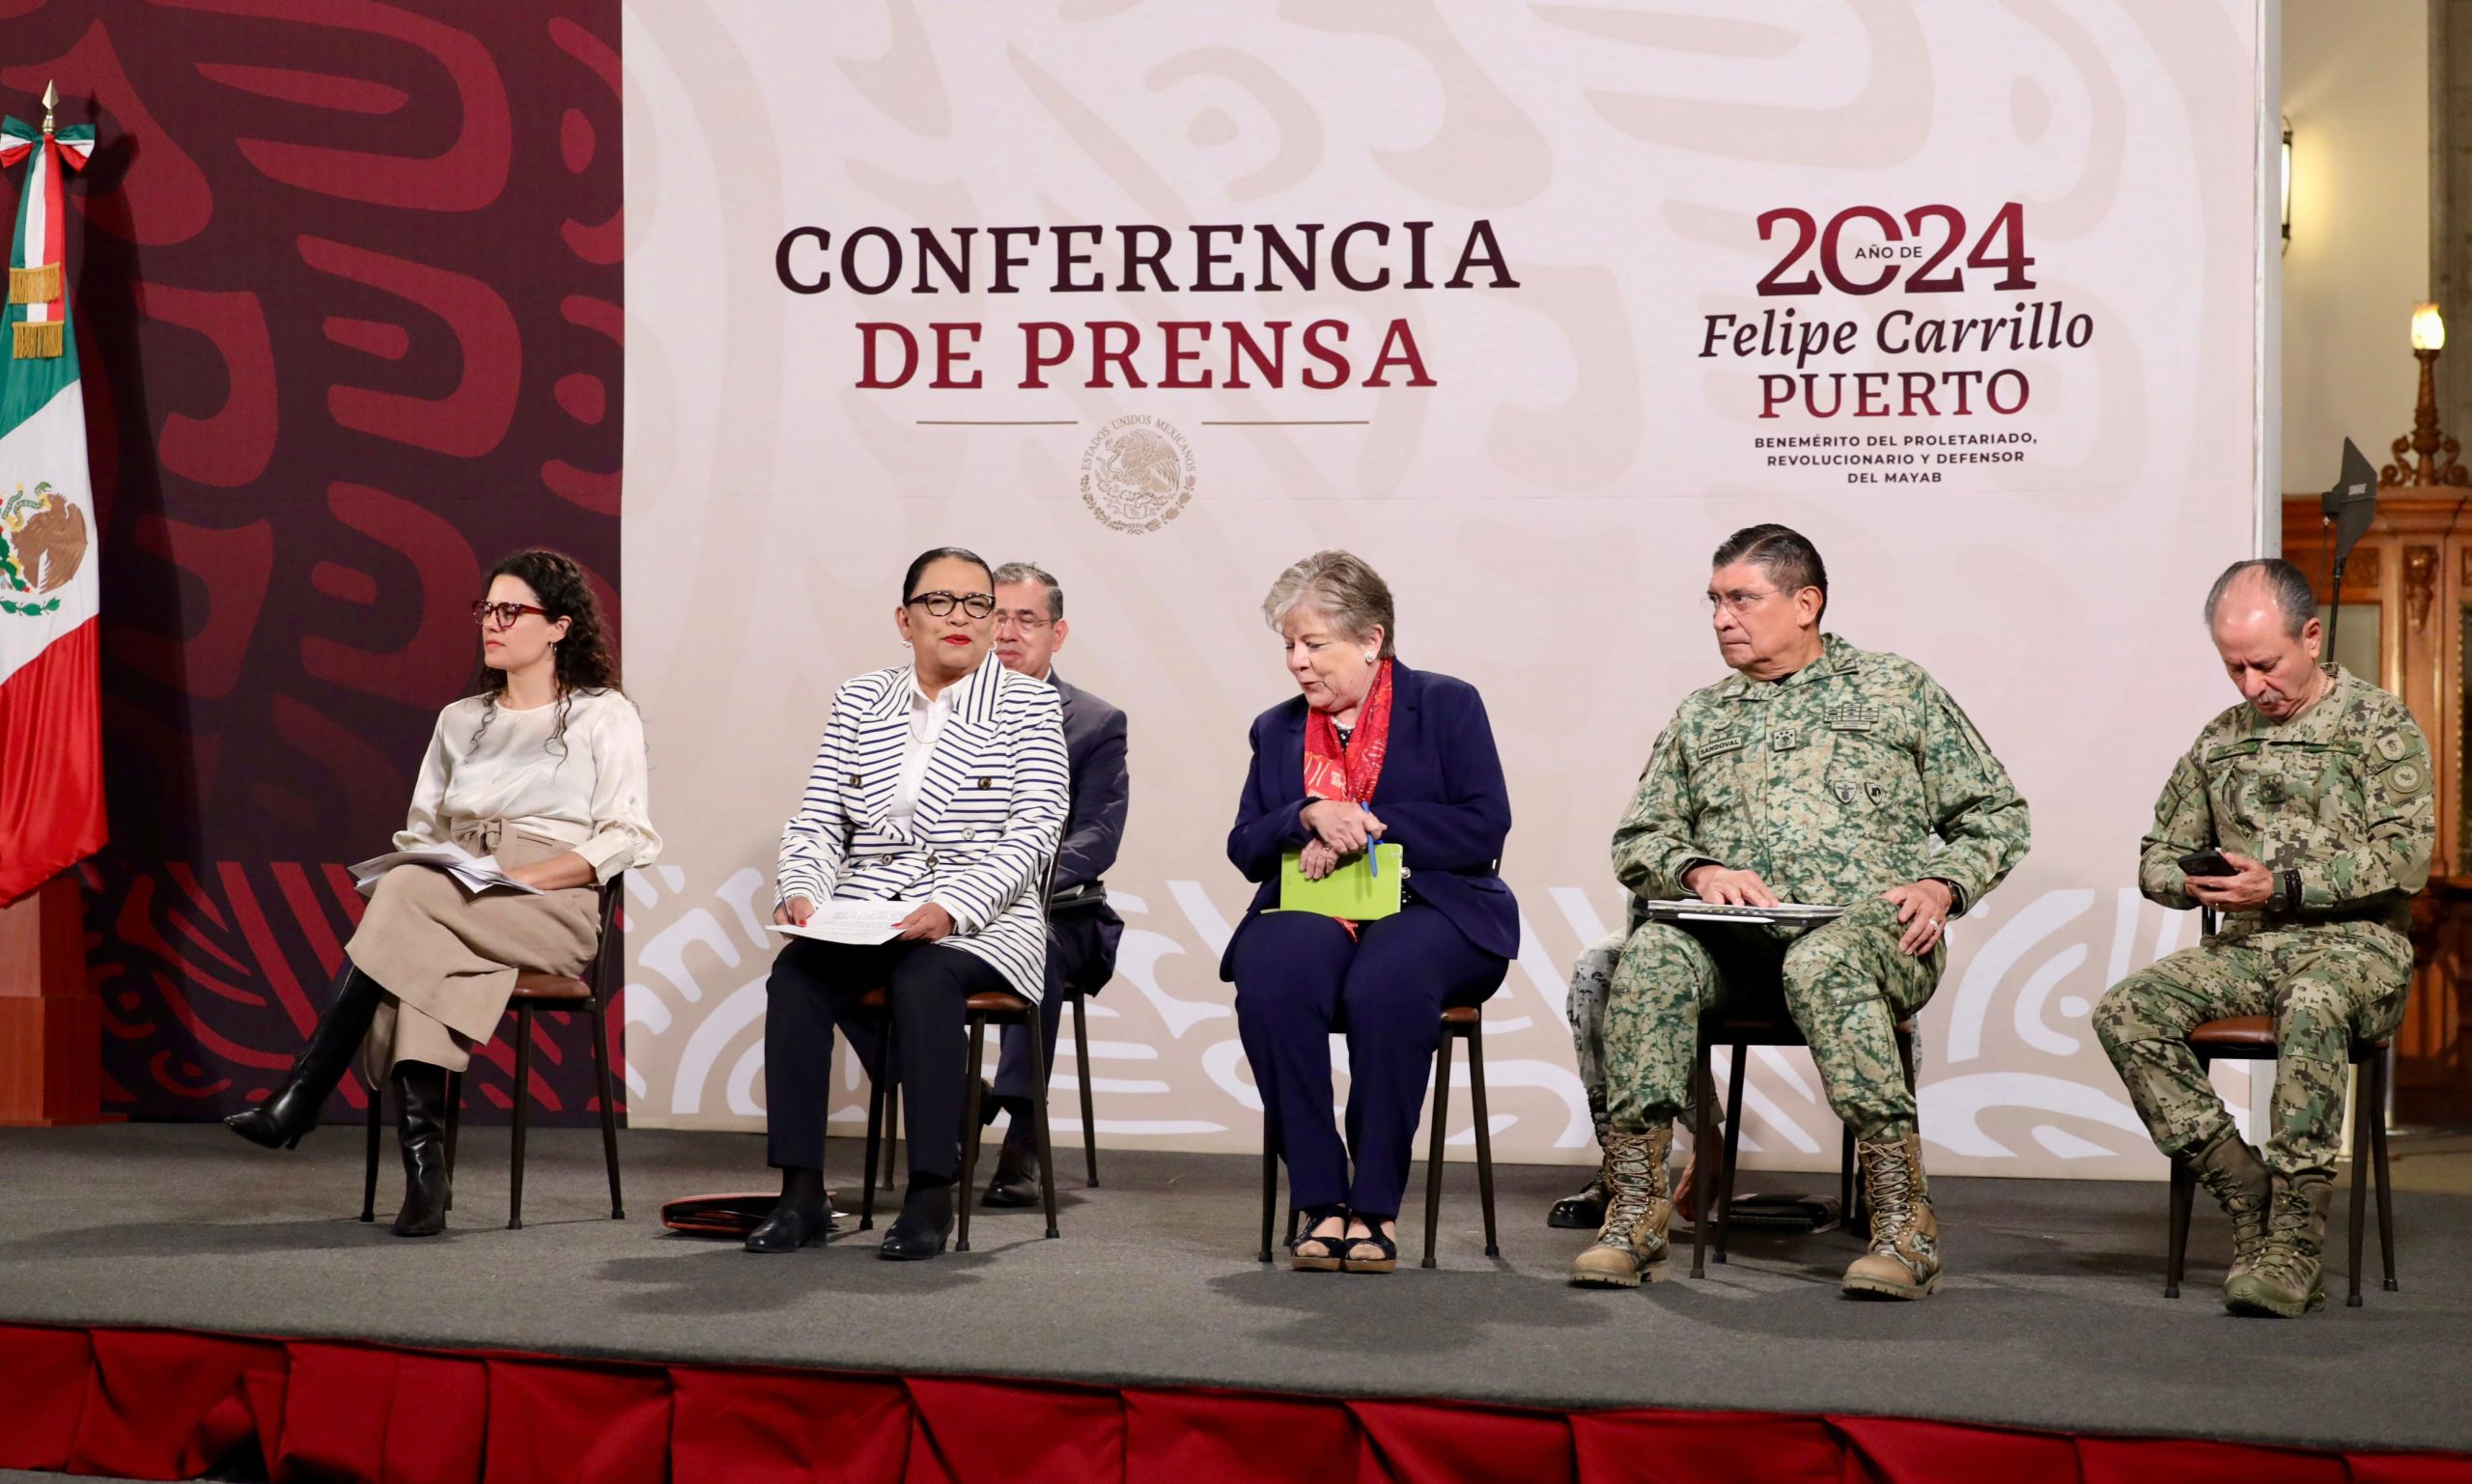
[[1303, 657, 1394, 818]]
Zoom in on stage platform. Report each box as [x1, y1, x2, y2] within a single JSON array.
[[1, 1124, 2467, 1474]]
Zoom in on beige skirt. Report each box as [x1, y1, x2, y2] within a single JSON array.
[[350, 820, 601, 1078]]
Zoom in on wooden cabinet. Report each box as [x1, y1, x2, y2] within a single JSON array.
[[2283, 494, 2471, 1126]]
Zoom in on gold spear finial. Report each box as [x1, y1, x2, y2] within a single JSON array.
[[41, 81, 58, 137]]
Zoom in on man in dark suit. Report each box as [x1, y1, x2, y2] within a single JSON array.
[[983, 562, 1129, 1206]]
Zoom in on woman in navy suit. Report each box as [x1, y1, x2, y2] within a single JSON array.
[[1223, 550, 1516, 1274], [746, 546, 1068, 1260]]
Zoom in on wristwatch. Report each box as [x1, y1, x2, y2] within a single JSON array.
[[1925, 877, 1965, 914]]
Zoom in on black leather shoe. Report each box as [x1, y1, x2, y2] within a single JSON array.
[[879, 1184, 954, 1260], [980, 1146, 1041, 1209], [225, 966, 385, 1150], [1547, 1169, 1611, 1230], [744, 1203, 831, 1253], [390, 1061, 451, 1237]]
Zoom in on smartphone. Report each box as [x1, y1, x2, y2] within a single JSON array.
[[2177, 848, 2234, 879]]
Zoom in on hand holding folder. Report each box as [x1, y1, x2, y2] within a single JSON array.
[[1278, 843, 1404, 920]]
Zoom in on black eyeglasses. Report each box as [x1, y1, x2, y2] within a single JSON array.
[[907, 590, 997, 619], [473, 600, 549, 628]]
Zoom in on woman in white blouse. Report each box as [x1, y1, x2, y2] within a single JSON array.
[[225, 549, 660, 1236]]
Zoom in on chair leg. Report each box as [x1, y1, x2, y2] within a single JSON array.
[[2372, 1051, 2399, 1292], [510, 1006, 533, 1231], [1026, 1011, 1059, 1239], [1840, 1124, 1858, 1232], [1691, 1040, 1714, 1280], [360, 1080, 381, 1223], [590, 1000, 625, 1220], [1259, 1115, 1279, 1263], [1713, 1041, 1748, 1265], [859, 1042, 886, 1233], [2347, 1054, 2374, 1308], [1467, 1022, 1500, 1260], [1420, 1029, 1451, 1271], [881, 1024, 902, 1191], [957, 1016, 990, 1254], [2165, 1157, 2193, 1299], [1073, 991, 1099, 1188], [443, 1071, 462, 1208]]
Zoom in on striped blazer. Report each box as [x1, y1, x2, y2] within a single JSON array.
[[775, 654, 1069, 1001]]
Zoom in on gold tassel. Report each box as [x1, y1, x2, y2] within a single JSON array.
[[13, 320, 63, 358], [9, 263, 60, 304]]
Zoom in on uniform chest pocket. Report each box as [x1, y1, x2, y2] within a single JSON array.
[[2209, 740, 2354, 823], [1689, 733, 1750, 810], [1823, 714, 1918, 816]]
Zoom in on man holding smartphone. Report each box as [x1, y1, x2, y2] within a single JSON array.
[[2095, 558, 2433, 1318]]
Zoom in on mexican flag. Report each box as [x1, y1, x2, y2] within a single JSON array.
[[0, 109, 101, 906]]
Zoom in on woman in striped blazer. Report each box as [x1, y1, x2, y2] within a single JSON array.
[[746, 547, 1069, 1260]]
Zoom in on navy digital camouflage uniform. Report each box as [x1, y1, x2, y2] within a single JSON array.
[[2094, 665, 2430, 1179], [1600, 636, 2032, 1140]]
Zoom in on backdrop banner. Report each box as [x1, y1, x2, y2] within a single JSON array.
[[622, 2, 2264, 1177]]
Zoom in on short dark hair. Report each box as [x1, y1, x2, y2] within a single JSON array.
[[1712, 523, 1828, 621], [2205, 557, 2318, 638], [991, 560, 1063, 621], [902, 546, 992, 602]]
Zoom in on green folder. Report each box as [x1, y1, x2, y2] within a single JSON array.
[[1277, 844, 1404, 919]]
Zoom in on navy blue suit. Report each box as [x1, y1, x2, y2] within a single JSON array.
[[1222, 660, 1515, 1219], [994, 672, 1128, 1151]]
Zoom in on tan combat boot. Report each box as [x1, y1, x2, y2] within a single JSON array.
[[1842, 1133, 1941, 1300], [1569, 1127, 1673, 1288], [2188, 1130, 2270, 1280], [2223, 1173, 2331, 1317]]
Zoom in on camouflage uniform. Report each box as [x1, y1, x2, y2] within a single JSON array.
[[2094, 665, 2429, 1182], [1567, 930, 1620, 1139], [1599, 636, 2032, 1140]]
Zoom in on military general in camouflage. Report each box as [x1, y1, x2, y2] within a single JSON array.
[[1570, 524, 2031, 1299], [2093, 558, 2430, 1318]]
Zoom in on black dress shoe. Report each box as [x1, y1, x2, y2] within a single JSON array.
[[879, 1184, 954, 1260], [744, 1203, 831, 1253], [390, 1061, 452, 1237], [1547, 1169, 1611, 1230], [225, 965, 386, 1150], [980, 1147, 1041, 1209]]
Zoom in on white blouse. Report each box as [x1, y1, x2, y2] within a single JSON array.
[[394, 688, 661, 882]]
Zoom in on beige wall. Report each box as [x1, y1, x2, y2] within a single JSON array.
[[2283, 0, 2430, 492], [622, 1, 2265, 1180]]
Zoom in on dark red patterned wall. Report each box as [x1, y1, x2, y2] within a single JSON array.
[[3, 1, 624, 1122]]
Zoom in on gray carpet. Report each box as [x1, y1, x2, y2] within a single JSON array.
[[0, 1125, 2463, 1454]]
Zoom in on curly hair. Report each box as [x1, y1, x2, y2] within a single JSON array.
[[467, 548, 621, 757]]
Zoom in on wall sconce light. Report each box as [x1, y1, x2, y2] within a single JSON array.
[[2280, 116, 2292, 250], [2383, 302, 2468, 487]]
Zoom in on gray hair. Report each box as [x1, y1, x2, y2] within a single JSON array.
[[2205, 558, 2317, 638], [1262, 549, 1397, 658], [991, 560, 1063, 621]]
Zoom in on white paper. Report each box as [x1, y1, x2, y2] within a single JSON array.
[[349, 842, 545, 897], [1643, 899, 1846, 925], [766, 900, 925, 945]]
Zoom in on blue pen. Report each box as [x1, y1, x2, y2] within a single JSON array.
[[1362, 804, 1380, 877]]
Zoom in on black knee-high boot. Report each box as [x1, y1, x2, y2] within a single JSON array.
[[391, 1061, 452, 1237], [224, 965, 386, 1150]]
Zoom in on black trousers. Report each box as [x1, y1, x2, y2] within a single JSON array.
[[764, 937, 1008, 1180], [991, 906, 1118, 1150]]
